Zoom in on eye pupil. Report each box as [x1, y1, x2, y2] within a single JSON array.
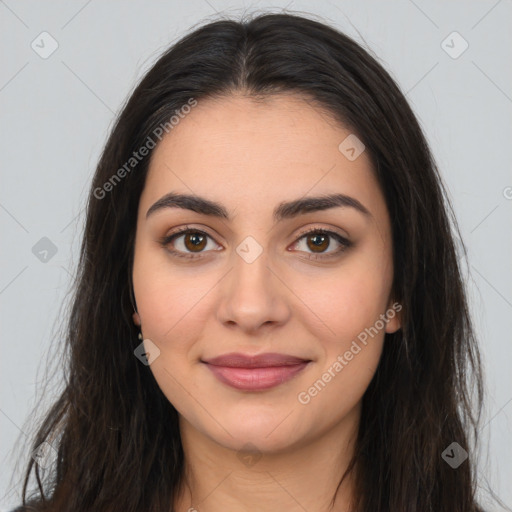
[[185, 232, 206, 251], [308, 234, 329, 252]]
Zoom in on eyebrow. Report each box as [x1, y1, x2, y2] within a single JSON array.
[[146, 191, 371, 222]]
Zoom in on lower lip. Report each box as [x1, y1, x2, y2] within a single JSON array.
[[204, 362, 310, 391]]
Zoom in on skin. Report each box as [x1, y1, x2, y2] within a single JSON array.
[[131, 92, 401, 512]]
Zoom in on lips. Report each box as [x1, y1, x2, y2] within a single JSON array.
[[202, 352, 312, 391]]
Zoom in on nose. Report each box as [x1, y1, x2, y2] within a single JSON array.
[[216, 242, 291, 335]]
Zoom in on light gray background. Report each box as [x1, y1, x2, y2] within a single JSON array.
[[1, 0, 511, 510]]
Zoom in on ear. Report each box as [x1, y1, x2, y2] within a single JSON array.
[[132, 311, 141, 326], [384, 299, 402, 334]]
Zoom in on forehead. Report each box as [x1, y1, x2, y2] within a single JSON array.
[[141, 93, 387, 225]]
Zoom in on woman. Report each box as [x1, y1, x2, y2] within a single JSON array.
[[11, 11, 489, 512]]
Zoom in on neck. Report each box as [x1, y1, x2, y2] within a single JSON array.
[[173, 404, 360, 512]]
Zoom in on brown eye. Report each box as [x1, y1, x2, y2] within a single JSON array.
[[183, 232, 207, 252], [161, 227, 351, 261], [292, 228, 352, 259], [306, 233, 330, 253], [160, 228, 220, 259]]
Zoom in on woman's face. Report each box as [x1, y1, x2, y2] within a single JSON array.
[[132, 93, 401, 453]]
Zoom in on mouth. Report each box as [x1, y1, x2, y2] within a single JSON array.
[[201, 352, 312, 391]]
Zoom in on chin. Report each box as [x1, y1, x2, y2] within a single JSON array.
[[221, 431, 299, 455], [211, 413, 306, 453]]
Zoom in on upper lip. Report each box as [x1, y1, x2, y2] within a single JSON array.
[[202, 352, 311, 368]]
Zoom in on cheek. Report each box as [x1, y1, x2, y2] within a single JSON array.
[[293, 255, 392, 415], [291, 260, 392, 346], [297, 339, 384, 423], [132, 244, 206, 345], [132, 254, 214, 412], [295, 271, 388, 418], [134, 271, 214, 348]]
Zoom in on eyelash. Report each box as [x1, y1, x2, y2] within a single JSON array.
[[159, 225, 352, 261]]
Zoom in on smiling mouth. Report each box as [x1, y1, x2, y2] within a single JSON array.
[[202, 360, 312, 391]]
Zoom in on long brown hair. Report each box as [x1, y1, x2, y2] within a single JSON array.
[[12, 11, 490, 512]]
